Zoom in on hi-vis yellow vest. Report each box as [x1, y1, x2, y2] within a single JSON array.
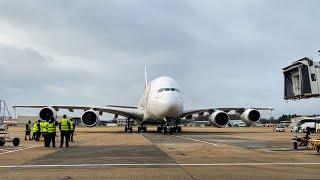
[[42, 122, 48, 133], [47, 122, 56, 133], [33, 123, 39, 132], [69, 121, 74, 131], [60, 118, 69, 131]]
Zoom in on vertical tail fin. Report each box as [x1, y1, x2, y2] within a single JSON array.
[[144, 66, 148, 89]]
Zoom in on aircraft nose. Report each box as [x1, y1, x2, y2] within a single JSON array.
[[160, 97, 183, 117]]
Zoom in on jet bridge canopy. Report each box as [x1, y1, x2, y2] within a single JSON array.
[[283, 57, 320, 100]]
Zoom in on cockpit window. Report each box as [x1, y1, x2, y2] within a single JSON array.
[[158, 88, 181, 93], [158, 88, 164, 93]]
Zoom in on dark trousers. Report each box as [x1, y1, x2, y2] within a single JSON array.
[[43, 133, 50, 147], [48, 132, 56, 147], [25, 131, 31, 140], [70, 130, 74, 142], [33, 132, 40, 141], [60, 131, 69, 148]]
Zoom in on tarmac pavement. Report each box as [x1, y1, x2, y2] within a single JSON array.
[[0, 127, 319, 180]]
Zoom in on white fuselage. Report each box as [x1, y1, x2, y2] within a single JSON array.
[[138, 76, 184, 122]]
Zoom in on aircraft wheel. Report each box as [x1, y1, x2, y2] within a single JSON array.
[[177, 127, 182, 133], [142, 127, 147, 132], [0, 137, 5, 146], [293, 142, 298, 150], [125, 127, 128, 133], [13, 138, 20, 146], [163, 127, 167, 134], [169, 127, 174, 135], [157, 127, 162, 133]]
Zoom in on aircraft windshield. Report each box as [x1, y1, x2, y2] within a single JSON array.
[[158, 88, 164, 93], [158, 88, 181, 93]]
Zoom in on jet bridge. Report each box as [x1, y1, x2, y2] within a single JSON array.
[[283, 57, 320, 100]]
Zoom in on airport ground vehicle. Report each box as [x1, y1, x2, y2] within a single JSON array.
[[0, 125, 20, 146], [0, 100, 20, 146], [301, 122, 316, 133], [291, 126, 298, 132], [275, 126, 285, 132], [292, 134, 311, 150]]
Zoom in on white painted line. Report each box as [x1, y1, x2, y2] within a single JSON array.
[[176, 136, 218, 146], [0, 145, 42, 155], [1, 162, 320, 168], [0, 149, 11, 152]]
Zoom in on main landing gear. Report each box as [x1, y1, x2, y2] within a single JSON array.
[[138, 123, 147, 133], [124, 118, 133, 133], [157, 119, 182, 135]]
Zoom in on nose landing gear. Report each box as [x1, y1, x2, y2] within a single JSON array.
[[160, 119, 182, 135], [138, 123, 147, 133]]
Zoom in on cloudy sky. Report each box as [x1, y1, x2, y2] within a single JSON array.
[[0, 0, 319, 119]]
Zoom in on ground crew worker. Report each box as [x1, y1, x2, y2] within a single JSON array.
[[25, 120, 32, 140], [33, 120, 41, 141], [69, 118, 75, 142], [40, 120, 45, 139], [42, 120, 49, 147], [59, 115, 70, 148], [48, 117, 58, 147]]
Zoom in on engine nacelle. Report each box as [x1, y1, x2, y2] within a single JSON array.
[[240, 109, 261, 125], [39, 107, 57, 121], [209, 111, 229, 128], [81, 110, 100, 127]]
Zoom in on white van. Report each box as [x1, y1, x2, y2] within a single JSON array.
[[300, 122, 316, 133]]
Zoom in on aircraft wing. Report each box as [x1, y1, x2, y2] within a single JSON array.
[[12, 105, 144, 120], [180, 107, 274, 118]]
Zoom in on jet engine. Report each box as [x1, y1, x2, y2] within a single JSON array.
[[81, 110, 100, 127], [39, 107, 57, 121], [209, 111, 229, 128], [240, 109, 261, 125]]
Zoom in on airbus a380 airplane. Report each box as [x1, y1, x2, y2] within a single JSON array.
[[13, 72, 273, 134]]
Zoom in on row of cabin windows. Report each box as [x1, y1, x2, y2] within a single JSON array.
[[158, 88, 181, 93]]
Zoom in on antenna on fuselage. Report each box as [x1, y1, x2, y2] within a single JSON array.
[[144, 66, 148, 89]]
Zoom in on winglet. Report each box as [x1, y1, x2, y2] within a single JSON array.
[[144, 66, 148, 89]]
